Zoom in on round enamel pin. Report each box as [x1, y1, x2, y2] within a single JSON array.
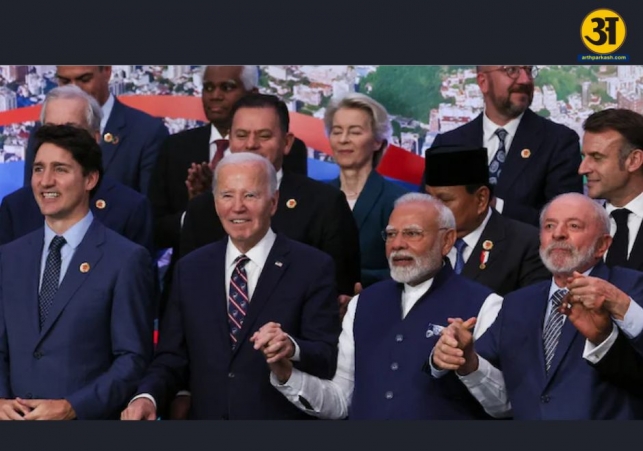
[[80, 262, 91, 273], [95, 199, 106, 209], [482, 240, 494, 251], [521, 148, 531, 159], [103, 133, 113, 143], [286, 199, 297, 209]]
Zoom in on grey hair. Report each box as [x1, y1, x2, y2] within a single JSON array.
[[393, 192, 456, 230], [539, 192, 611, 235], [323, 92, 392, 143], [213, 152, 278, 196], [40, 85, 103, 134], [200, 65, 259, 90]]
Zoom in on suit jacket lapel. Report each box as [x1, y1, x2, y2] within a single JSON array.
[[352, 171, 385, 231], [498, 109, 544, 191], [231, 235, 291, 357], [37, 220, 105, 342], [21, 231, 45, 341], [192, 124, 212, 164], [208, 240, 233, 360], [101, 98, 127, 173], [627, 224, 643, 270], [462, 209, 506, 280]]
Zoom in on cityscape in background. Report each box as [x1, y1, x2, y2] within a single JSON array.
[[0, 65, 642, 164]]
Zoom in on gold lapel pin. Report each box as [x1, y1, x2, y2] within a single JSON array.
[[521, 148, 531, 159], [482, 240, 494, 251], [95, 199, 106, 209], [80, 262, 91, 273], [103, 133, 113, 143], [286, 199, 297, 209]]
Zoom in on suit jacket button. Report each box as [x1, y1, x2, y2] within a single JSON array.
[[540, 395, 550, 403], [33, 351, 43, 359], [228, 372, 235, 378]]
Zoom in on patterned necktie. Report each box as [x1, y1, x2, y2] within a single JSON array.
[[454, 238, 467, 274], [543, 288, 568, 373], [210, 138, 229, 169], [489, 128, 508, 185], [605, 208, 631, 268], [39, 235, 66, 329], [228, 254, 250, 347]]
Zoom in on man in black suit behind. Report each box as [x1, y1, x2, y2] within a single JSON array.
[[429, 65, 583, 227], [180, 93, 361, 299], [424, 146, 550, 296], [148, 66, 308, 253]]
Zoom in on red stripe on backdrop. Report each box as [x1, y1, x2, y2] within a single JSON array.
[[0, 95, 425, 185]]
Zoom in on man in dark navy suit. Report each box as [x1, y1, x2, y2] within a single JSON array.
[[1, 85, 154, 255], [121, 152, 340, 420], [429, 65, 583, 226], [23, 66, 169, 195]]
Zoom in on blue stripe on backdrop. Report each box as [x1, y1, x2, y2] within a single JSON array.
[[0, 161, 23, 203]]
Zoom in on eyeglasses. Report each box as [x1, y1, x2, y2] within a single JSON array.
[[483, 66, 539, 80], [381, 228, 448, 242]]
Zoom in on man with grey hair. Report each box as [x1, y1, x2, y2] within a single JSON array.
[[433, 192, 643, 419], [0, 85, 155, 255], [121, 152, 340, 420], [22, 66, 169, 195], [260, 192, 504, 420]]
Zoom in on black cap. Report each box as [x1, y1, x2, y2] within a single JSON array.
[[424, 146, 489, 187]]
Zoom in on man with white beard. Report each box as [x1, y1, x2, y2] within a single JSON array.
[[256, 192, 504, 419], [432, 192, 643, 419]]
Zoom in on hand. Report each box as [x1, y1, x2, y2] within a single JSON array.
[[169, 395, 191, 420], [250, 322, 295, 383], [567, 271, 631, 320], [185, 162, 214, 200], [17, 398, 76, 420], [559, 291, 613, 345], [0, 399, 32, 420], [432, 317, 478, 375], [120, 398, 157, 421]]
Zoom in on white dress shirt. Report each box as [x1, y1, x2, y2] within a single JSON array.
[[270, 270, 504, 419], [100, 94, 115, 135], [604, 190, 643, 260], [482, 112, 523, 214], [456, 269, 643, 418], [446, 208, 492, 268]]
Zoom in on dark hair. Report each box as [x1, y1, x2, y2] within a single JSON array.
[[230, 93, 290, 134], [464, 183, 495, 199], [583, 108, 643, 167], [33, 123, 104, 197]]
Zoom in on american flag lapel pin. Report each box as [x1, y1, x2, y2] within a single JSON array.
[[275, 261, 283, 267]]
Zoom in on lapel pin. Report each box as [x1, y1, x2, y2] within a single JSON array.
[[103, 132, 113, 143], [112, 136, 119, 144], [479, 250, 490, 270], [95, 199, 106, 209], [521, 148, 531, 159], [275, 261, 283, 267], [80, 262, 91, 273], [286, 199, 297, 209], [482, 240, 494, 251]]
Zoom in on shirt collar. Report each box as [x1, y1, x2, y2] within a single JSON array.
[[43, 210, 94, 251], [462, 207, 493, 249], [225, 228, 277, 271], [606, 190, 643, 219], [482, 111, 523, 141], [210, 123, 228, 143], [100, 94, 115, 135], [403, 272, 435, 296]]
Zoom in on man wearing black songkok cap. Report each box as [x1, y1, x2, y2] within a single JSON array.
[[424, 146, 550, 296]]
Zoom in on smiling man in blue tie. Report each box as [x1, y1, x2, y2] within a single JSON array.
[[0, 124, 155, 420]]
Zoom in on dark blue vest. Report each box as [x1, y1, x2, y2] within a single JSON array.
[[350, 262, 494, 419]]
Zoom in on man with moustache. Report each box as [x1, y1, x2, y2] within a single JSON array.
[[579, 108, 643, 272], [429, 66, 583, 227], [260, 193, 504, 420], [432, 193, 643, 419]]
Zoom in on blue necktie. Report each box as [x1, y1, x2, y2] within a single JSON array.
[[454, 238, 467, 274], [543, 288, 568, 372], [489, 128, 508, 185], [228, 254, 250, 348], [39, 235, 66, 329]]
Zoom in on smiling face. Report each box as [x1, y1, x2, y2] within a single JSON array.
[[329, 107, 382, 171], [214, 161, 278, 253], [31, 142, 98, 228]]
